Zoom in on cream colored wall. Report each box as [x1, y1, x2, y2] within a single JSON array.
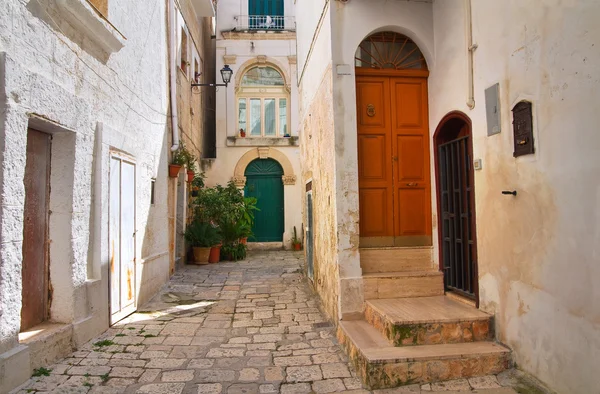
[[429, 2, 600, 393], [205, 1, 302, 248]]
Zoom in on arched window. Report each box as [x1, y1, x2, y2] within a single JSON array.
[[355, 32, 427, 70], [237, 66, 289, 138]]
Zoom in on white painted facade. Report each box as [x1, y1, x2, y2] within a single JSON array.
[[296, 0, 600, 393], [203, 0, 302, 248], [0, 0, 214, 391]]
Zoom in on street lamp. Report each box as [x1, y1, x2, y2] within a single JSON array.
[[192, 65, 233, 88]]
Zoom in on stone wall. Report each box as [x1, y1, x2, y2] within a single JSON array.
[[299, 67, 339, 321]]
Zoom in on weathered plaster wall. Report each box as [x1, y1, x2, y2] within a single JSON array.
[[429, 1, 600, 392], [329, 0, 435, 317], [296, 0, 340, 320], [0, 1, 170, 390], [172, 1, 215, 266]]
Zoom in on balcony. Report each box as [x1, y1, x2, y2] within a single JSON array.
[[233, 15, 296, 32]]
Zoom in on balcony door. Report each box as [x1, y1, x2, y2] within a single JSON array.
[[249, 0, 283, 29], [249, 0, 283, 16]]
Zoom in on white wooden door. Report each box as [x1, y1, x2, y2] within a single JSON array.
[[110, 156, 137, 324]]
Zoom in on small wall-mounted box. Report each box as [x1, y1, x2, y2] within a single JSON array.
[[512, 101, 535, 157], [485, 83, 501, 136]]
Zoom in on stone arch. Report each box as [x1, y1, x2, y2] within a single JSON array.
[[234, 57, 292, 93], [232, 147, 296, 187]]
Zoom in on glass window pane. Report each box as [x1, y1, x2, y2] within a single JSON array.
[[238, 99, 246, 134], [265, 99, 276, 136], [279, 99, 287, 136], [250, 99, 262, 136], [242, 66, 284, 86]]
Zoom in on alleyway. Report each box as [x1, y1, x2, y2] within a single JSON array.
[[14, 252, 523, 394]]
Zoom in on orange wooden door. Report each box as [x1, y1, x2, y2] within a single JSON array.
[[357, 75, 431, 246], [356, 76, 394, 238], [391, 77, 432, 244]]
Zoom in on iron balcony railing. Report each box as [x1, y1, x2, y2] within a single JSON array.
[[233, 15, 296, 32]]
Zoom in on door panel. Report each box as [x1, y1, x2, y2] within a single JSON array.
[[397, 188, 428, 236], [357, 80, 388, 128], [394, 82, 424, 129], [359, 189, 390, 236], [245, 159, 284, 242], [306, 192, 314, 280], [358, 135, 388, 180], [357, 77, 394, 239], [357, 75, 431, 246], [109, 158, 121, 316], [110, 156, 136, 324], [21, 129, 51, 331], [391, 77, 432, 243]]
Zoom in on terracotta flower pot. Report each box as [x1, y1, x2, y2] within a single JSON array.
[[192, 247, 211, 265], [293, 243, 302, 251], [187, 170, 194, 183], [209, 245, 221, 263], [169, 164, 182, 178], [240, 237, 248, 245]]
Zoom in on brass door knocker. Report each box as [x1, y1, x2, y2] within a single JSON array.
[[366, 104, 376, 117]]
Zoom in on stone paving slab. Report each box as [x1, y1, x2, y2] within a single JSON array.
[[12, 251, 522, 394]]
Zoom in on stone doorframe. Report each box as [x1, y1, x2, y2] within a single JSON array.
[[232, 147, 297, 187]]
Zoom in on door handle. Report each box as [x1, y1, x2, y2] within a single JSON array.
[[392, 156, 398, 161], [406, 182, 417, 187]]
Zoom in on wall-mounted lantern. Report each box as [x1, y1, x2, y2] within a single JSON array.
[[192, 65, 233, 88]]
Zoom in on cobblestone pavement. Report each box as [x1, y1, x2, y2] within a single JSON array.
[[14, 251, 522, 394]]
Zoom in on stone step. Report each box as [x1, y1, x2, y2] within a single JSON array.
[[360, 247, 433, 274], [363, 271, 444, 300], [364, 296, 493, 346], [337, 320, 510, 390]]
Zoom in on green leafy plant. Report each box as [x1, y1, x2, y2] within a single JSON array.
[[240, 197, 259, 228], [32, 367, 52, 377], [171, 145, 187, 166], [221, 242, 247, 261], [184, 221, 221, 248], [83, 381, 93, 388], [292, 226, 301, 246], [100, 373, 110, 383], [93, 339, 115, 348], [191, 181, 245, 226]]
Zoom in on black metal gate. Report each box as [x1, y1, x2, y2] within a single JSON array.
[[438, 136, 476, 298]]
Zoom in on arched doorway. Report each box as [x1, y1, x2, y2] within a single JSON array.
[[355, 31, 431, 247], [433, 112, 478, 304], [244, 158, 284, 242]]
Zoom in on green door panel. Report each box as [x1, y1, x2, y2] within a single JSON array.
[[244, 159, 284, 242], [249, 0, 284, 16]]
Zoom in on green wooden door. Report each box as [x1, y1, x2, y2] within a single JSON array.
[[249, 0, 284, 16], [244, 159, 284, 242]]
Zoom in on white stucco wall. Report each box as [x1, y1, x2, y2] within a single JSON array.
[[0, 1, 170, 390], [429, 1, 600, 393]]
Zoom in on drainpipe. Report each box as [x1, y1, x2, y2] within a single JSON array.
[[169, 0, 179, 151], [466, 0, 477, 109]]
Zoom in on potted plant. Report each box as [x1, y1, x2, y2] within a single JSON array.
[[239, 197, 259, 244], [209, 242, 222, 263], [169, 145, 187, 177], [184, 221, 220, 264], [190, 172, 205, 197], [291, 226, 302, 251], [219, 221, 248, 261], [240, 128, 246, 138], [186, 151, 197, 183]]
